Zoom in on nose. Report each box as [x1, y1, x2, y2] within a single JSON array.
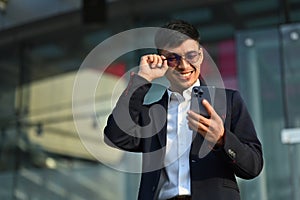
[[177, 57, 190, 69]]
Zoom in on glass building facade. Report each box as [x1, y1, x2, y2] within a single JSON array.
[[1, 0, 300, 199]]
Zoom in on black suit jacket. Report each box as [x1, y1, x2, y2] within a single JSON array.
[[104, 74, 263, 200]]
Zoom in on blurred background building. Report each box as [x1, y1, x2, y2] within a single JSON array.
[[0, 0, 300, 199]]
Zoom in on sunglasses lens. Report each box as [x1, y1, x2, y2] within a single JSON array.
[[186, 51, 200, 63], [167, 58, 178, 67], [164, 51, 200, 67], [166, 54, 180, 67]]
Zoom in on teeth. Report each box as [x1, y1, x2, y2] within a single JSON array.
[[180, 72, 192, 77]]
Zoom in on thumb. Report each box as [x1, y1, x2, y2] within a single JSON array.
[[202, 99, 213, 117]]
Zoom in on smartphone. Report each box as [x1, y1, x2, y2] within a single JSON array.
[[190, 86, 215, 118]]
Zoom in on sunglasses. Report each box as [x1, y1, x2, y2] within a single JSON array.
[[163, 50, 201, 68]]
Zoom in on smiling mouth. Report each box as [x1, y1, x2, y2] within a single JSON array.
[[177, 70, 194, 78], [181, 71, 192, 77]]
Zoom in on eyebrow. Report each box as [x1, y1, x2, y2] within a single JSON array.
[[164, 50, 198, 57]]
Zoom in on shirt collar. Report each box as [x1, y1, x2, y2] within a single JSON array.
[[167, 79, 200, 103]]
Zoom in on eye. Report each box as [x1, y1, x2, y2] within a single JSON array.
[[166, 53, 180, 61], [166, 57, 177, 62], [186, 51, 198, 60], [164, 53, 180, 67]]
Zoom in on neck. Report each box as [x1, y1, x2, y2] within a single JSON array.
[[169, 86, 184, 95]]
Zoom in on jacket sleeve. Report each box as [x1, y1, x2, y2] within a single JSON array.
[[103, 73, 152, 152], [219, 90, 264, 179]]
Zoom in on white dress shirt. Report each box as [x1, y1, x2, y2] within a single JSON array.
[[158, 80, 200, 200]]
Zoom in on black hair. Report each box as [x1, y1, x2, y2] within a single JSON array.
[[154, 19, 200, 53]]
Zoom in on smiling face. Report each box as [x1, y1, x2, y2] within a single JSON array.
[[161, 39, 203, 94]]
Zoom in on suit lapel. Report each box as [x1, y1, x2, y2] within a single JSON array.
[[156, 91, 168, 147]]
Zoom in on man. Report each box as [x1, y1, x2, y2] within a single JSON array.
[[104, 20, 263, 200]]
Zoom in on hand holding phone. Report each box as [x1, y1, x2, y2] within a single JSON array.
[[190, 86, 215, 118]]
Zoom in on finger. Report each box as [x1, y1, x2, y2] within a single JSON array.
[[187, 110, 210, 126], [153, 55, 162, 68], [140, 55, 149, 65], [187, 118, 199, 132], [161, 56, 169, 69], [202, 99, 214, 117], [160, 55, 166, 60], [187, 113, 210, 131], [150, 55, 157, 68], [187, 110, 198, 119], [187, 114, 199, 127], [188, 113, 222, 143], [187, 115, 218, 142], [160, 55, 166, 65], [141, 55, 153, 66], [150, 55, 155, 63], [156, 56, 163, 68], [150, 55, 164, 68], [191, 123, 216, 142], [145, 55, 152, 68], [161, 55, 172, 68], [188, 120, 209, 136]]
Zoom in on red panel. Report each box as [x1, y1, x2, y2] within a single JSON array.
[[218, 40, 236, 76], [104, 63, 126, 77], [217, 40, 237, 89]]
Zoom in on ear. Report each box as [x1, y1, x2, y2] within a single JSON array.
[[199, 47, 204, 65]]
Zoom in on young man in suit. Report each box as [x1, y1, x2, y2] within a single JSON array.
[[104, 20, 263, 200]]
